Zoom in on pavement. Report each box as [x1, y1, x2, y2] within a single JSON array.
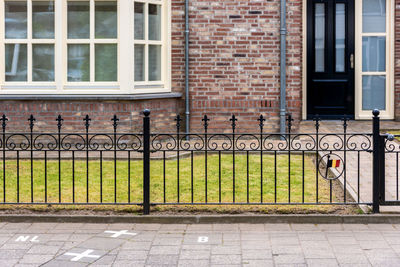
[[1, 222, 400, 266]]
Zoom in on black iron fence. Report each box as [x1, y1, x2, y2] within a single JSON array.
[[0, 109, 396, 214]]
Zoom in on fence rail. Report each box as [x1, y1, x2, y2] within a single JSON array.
[[0, 109, 396, 214]]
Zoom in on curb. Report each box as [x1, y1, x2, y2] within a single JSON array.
[[1, 214, 400, 224]]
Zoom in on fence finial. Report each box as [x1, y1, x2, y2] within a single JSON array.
[[202, 115, 210, 131], [112, 115, 119, 130], [143, 109, 150, 117], [0, 115, 8, 130], [286, 113, 294, 133], [28, 115, 36, 131], [258, 115, 266, 132], [230, 115, 237, 131], [83, 115, 91, 130], [313, 115, 320, 132], [373, 109, 380, 117], [175, 114, 182, 132], [56, 115, 63, 130]]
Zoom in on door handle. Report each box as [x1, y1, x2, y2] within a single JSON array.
[[350, 54, 354, 69]]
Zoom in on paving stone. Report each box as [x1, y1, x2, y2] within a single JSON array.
[[27, 245, 61, 254], [149, 245, 180, 255], [179, 250, 210, 260], [19, 254, 55, 264], [121, 241, 152, 250], [41, 259, 88, 267], [116, 250, 148, 260], [306, 258, 339, 267], [0, 249, 27, 259], [335, 253, 370, 264], [112, 260, 145, 267], [91, 255, 116, 265], [146, 254, 179, 265], [211, 245, 241, 255], [273, 254, 306, 264], [76, 237, 125, 251], [242, 249, 272, 260], [211, 254, 241, 265], [178, 259, 210, 266], [242, 259, 274, 267]]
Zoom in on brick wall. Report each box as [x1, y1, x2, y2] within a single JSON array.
[[188, 0, 303, 132]]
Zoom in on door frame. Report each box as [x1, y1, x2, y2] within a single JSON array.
[[302, 0, 395, 120]]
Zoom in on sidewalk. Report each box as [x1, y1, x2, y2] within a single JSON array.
[[1, 222, 400, 266]]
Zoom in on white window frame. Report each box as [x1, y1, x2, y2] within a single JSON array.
[[355, 0, 394, 119], [0, 0, 171, 95]]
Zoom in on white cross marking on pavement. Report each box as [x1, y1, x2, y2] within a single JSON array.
[[104, 230, 137, 238], [64, 249, 101, 262]]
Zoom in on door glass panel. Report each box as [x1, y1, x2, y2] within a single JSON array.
[[149, 45, 161, 81], [33, 44, 54, 81], [95, 1, 117, 39], [315, 3, 325, 72], [5, 1, 27, 39], [363, 0, 386, 33], [5, 44, 27, 81], [148, 4, 161, 41], [95, 44, 118, 81], [68, 1, 90, 39], [32, 1, 55, 39], [134, 2, 144, 40], [68, 44, 90, 81], [362, 36, 386, 72], [135, 44, 145, 81], [362, 75, 386, 110], [336, 4, 346, 72]]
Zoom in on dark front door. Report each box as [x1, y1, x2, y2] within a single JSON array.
[[307, 0, 355, 119]]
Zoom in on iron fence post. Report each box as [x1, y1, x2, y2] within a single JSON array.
[[372, 109, 380, 213], [143, 109, 151, 215]]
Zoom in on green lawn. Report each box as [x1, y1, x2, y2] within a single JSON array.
[[0, 153, 337, 206]]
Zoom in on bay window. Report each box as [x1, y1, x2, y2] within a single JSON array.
[[0, 0, 170, 94]]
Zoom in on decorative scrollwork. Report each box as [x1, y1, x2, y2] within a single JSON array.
[[385, 137, 399, 152], [346, 134, 372, 151], [262, 135, 288, 151], [207, 134, 233, 151], [290, 134, 316, 151], [61, 134, 86, 151], [117, 134, 142, 151], [88, 134, 114, 150], [33, 134, 58, 150], [6, 134, 30, 150], [179, 134, 205, 151], [319, 134, 344, 151], [151, 134, 177, 151], [235, 134, 260, 151]]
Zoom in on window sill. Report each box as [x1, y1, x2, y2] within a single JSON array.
[[0, 92, 182, 101]]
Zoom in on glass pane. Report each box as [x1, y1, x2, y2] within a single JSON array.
[[68, 44, 90, 81], [362, 75, 386, 110], [68, 1, 90, 39], [95, 44, 117, 81], [5, 1, 27, 39], [33, 44, 54, 81], [134, 44, 145, 81], [95, 1, 117, 39], [362, 36, 386, 72], [148, 4, 161, 41], [315, 3, 325, 72], [32, 1, 55, 39], [336, 4, 345, 72], [134, 2, 144, 40], [363, 0, 386, 33], [149, 45, 161, 81], [5, 44, 27, 81]]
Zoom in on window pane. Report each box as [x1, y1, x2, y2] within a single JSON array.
[[68, 1, 90, 39], [68, 44, 90, 81], [363, 0, 386, 33], [33, 44, 54, 81], [148, 4, 161, 41], [5, 1, 27, 39], [362, 75, 386, 110], [134, 2, 144, 40], [32, 1, 55, 39], [134, 44, 145, 81], [315, 3, 325, 72], [149, 45, 161, 81], [95, 44, 117, 81], [336, 4, 345, 72], [95, 1, 117, 39], [362, 36, 386, 72], [5, 44, 27, 81]]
